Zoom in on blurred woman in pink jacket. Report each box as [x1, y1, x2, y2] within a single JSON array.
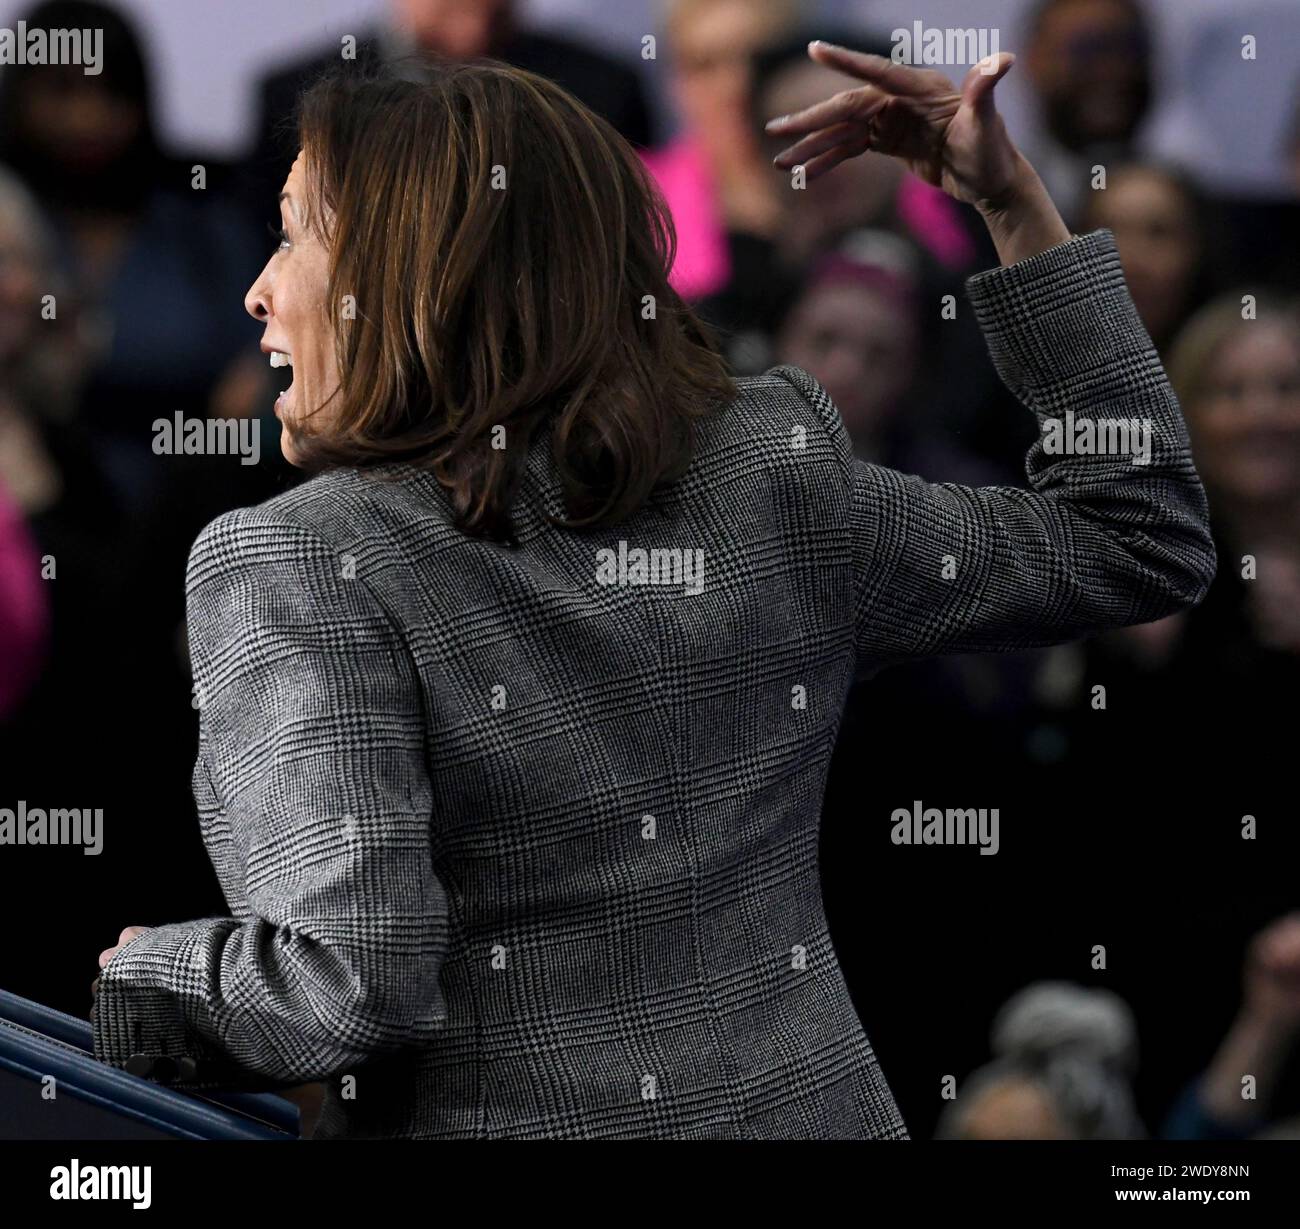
[[0, 480, 47, 720]]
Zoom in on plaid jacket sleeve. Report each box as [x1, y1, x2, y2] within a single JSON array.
[[91, 506, 450, 1090], [772, 228, 1216, 677]]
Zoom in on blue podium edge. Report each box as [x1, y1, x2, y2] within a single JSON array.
[[0, 1023, 295, 1140], [0, 987, 92, 1051], [0, 989, 298, 1139]]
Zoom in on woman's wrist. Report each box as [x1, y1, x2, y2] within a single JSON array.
[[975, 151, 1072, 267]]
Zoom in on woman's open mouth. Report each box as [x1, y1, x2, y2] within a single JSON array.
[[268, 349, 293, 415]]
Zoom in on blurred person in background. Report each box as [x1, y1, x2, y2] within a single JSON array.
[[1041, 293, 1300, 879], [773, 231, 923, 463], [1189, 68, 1300, 294], [1163, 293, 1300, 672], [0, 5, 280, 1024], [1163, 913, 1300, 1139], [639, 0, 799, 301], [770, 227, 994, 486], [1288, 85, 1300, 196], [0, 0, 271, 518], [696, 25, 910, 355], [1172, 294, 1300, 580], [0, 160, 167, 1021], [246, 0, 653, 227], [0, 479, 47, 724], [1020, 0, 1154, 227], [792, 231, 1048, 911], [1051, 292, 1300, 684], [936, 982, 1146, 1139], [0, 164, 125, 740], [0, 164, 84, 486], [1149, 1, 1300, 203], [1082, 161, 1217, 357]]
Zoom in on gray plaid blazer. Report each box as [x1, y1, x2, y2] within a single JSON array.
[[92, 229, 1215, 1138]]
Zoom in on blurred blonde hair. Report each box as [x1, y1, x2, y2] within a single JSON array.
[[1167, 291, 1300, 421], [664, 0, 801, 47]]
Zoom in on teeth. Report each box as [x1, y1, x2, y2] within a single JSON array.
[[269, 351, 292, 368]]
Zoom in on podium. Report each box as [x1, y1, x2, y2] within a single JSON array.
[[0, 988, 299, 1139]]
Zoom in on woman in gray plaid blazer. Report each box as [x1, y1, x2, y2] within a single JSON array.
[[92, 44, 1215, 1138]]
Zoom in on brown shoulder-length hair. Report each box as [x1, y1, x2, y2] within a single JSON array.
[[288, 61, 736, 544]]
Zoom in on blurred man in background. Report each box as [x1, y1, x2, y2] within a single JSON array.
[[245, 0, 652, 226], [936, 983, 1146, 1140], [1020, 0, 1154, 224]]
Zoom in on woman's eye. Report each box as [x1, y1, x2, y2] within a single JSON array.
[[266, 221, 290, 252]]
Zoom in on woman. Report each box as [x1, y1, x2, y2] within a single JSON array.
[[1082, 161, 1216, 359], [639, 0, 799, 299], [91, 43, 1215, 1140], [1169, 293, 1300, 572]]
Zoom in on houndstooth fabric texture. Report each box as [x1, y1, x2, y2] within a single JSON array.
[[92, 229, 1214, 1138]]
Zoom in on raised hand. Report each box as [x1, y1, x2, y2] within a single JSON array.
[[766, 40, 1071, 266], [766, 41, 1023, 210]]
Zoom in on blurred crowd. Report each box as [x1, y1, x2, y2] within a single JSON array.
[[939, 913, 1300, 1140], [0, 0, 1297, 1139]]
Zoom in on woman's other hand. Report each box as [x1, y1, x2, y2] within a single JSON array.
[[93, 925, 151, 1004], [98, 925, 151, 969]]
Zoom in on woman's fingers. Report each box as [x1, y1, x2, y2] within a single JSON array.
[[764, 39, 984, 185], [766, 76, 890, 141], [959, 51, 1016, 115], [772, 117, 879, 170], [800, 134, 876, 183], [98, 925, 150, 969], [807, 41, 950, 97], [764, 40, 948, 142], [767, 89, 872, 140]]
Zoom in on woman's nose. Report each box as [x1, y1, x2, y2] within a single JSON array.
[[245, 261, 272, 322]]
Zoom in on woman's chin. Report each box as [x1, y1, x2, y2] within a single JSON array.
[[275, 416, 303, 466], [279, 436, 304, 467]]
